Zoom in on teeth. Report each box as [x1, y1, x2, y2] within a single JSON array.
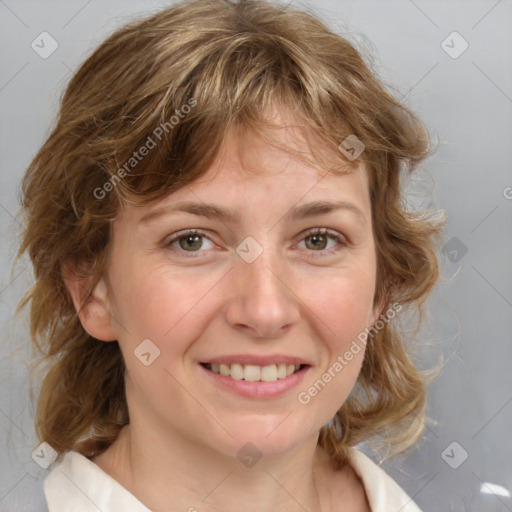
[[244, 364, 261, 381], [231, 363, 244, 380], [207, 363, 303, 382], [261, 365, 277, 382]]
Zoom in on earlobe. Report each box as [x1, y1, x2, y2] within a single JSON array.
[[62, 264, 117, 342]]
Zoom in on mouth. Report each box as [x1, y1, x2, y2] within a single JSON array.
[[200, 362, 308, 383]]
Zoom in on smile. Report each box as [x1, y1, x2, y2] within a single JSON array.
[[201, 362, 305, 382]]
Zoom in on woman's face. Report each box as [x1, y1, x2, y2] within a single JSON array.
[[101, 124, 380, 459]]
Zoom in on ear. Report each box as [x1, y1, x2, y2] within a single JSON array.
[[62, 263, 117, 342]]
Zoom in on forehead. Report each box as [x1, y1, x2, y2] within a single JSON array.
[[189, 122, 366, 190], [117, 118, 371, 226]]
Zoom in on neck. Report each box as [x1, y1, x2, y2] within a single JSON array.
[[94, 422, 333, 512]]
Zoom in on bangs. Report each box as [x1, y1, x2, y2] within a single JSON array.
[[84, 9, 384, 209]]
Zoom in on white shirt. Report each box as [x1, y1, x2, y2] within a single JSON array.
[[44, 447, 422, 511]]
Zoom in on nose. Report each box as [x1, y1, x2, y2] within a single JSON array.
[[223, 247, 301, 339]]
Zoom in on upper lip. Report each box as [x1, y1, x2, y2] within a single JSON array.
[[200, 354, 311, 366]]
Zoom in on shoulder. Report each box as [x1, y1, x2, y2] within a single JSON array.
[[44, 451, 150, 512], [345, 447, 423, 512]]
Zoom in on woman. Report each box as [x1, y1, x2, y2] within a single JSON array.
[[17, 0, 442, 510]]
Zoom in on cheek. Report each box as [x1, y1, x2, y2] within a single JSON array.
[[295, 280, 371, 424], [293, 265, 375, 412], [303, 267, 377, 347], [108, 262, 222, 354]]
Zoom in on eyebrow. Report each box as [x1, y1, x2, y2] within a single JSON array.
[[139, 200, 366, 225]]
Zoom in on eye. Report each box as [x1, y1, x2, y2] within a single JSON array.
[[165, 229, 215, 253], [298, 228, 347, 253], [164, 227, 347, 258]]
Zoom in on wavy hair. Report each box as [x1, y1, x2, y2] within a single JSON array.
[[17, 0, 443, 468]]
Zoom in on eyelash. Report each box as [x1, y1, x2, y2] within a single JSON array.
[[164, 228, 348, 258]]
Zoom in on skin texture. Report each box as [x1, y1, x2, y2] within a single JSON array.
[[65, 121, 379, 512]]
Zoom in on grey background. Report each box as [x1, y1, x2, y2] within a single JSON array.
[[1, 0, 511, 510]]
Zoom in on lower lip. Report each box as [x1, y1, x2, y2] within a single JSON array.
[[199, 364, 310, 399]]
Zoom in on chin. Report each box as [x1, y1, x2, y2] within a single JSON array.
[[214, 415, 319, 461]]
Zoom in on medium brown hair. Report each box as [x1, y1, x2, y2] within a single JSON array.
[[17, 0, 443, 468]]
